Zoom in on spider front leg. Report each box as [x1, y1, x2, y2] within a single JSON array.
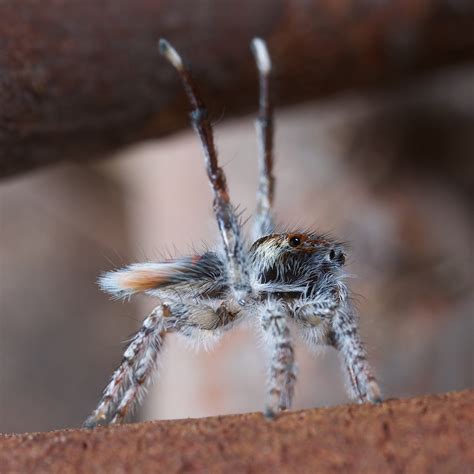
[[259, 300, 296, 419], [330, 304, 382, 404], [292, 291, 382, 405]]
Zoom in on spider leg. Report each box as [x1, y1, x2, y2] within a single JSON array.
[[259, 300, 296, 419], [83, 299, 241, 428], [159, 40, 249, 299], [330, 303, 382, 404], [251, 38, 275, 240], [83, 305, 167, 428], [290, 291, 382, 404]]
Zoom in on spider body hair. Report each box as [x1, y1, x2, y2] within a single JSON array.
[[99, 252, 226, 300], [100, 231, 344, 298], [83, 38, 382, 428]]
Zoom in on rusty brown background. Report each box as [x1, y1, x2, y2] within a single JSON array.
[[0, 391, 472, 473], [1, 0, 474, 177]]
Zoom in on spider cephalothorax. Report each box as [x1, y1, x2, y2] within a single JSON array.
[[83, 38, 382, 428], [249, 232, 346, 291]]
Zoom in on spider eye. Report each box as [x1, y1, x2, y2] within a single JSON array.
[[289, 236, 301, 247], [329, 249, 346, 265]]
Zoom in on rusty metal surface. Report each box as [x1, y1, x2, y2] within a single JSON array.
[[0, 390, 473, 473], [0, 0, 473, 178]]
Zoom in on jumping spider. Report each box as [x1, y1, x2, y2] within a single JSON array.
[[83, 38, 382, 428]]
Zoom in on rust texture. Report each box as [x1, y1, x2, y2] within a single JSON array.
[[0, 390, 473, 473], [0, 0, 474, 178]]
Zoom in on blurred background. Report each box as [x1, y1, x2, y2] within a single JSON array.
[[0, 1, 473, 433]]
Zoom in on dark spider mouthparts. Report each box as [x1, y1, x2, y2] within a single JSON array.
[[82, 38, 382, 429]]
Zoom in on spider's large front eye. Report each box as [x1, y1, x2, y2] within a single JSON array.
[[329, 248, 346, 265], [288, 236, 301, 247]]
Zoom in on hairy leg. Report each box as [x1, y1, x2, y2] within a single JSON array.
[[159, 40, 249, 300], [259, 300, 296, 419], [330, 304, 382, 404], [83, 304, 167, 428], [83, 300, 241, 428], [290, 291, 381, 404], [251, 38, 275, 240]]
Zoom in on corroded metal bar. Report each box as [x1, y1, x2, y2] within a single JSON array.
[[0, 0, 473, 178]]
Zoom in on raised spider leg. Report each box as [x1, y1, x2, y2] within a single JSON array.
[[251, 38, 275, 240], [259, 300, 296, 419], [83, 300, 241, 428], [330, 304, 382, 404], [159, 40, 249, 300]]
